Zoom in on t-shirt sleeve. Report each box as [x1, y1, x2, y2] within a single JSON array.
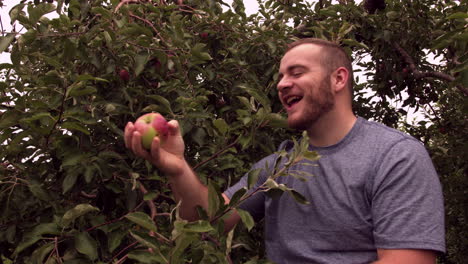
[[223, 158, 271, 221], [224, 141, 291, 221], [371, 139, 446, 253]]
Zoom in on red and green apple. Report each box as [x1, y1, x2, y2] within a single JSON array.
[[133, 113, 169, 150]]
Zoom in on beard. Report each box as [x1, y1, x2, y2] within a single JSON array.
[[287, 76, 335, 131]]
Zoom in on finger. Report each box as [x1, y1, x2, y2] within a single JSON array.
[[124, 122, 134, 148], [167, 120, 181, 136], [150, 136, 162, 164], [131, 131, 151, 159]]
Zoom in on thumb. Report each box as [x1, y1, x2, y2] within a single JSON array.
[[167, 120, 182, 136]]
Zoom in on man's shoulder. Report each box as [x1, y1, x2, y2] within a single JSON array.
[[358, 118, 422, 148]]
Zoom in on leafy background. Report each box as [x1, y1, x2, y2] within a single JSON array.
[[0, 0, 466, 263]]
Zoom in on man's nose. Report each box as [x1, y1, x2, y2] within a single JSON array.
[[277, 78, 292, 92]]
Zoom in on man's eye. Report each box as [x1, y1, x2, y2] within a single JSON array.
[[292, 71, 303, 77]]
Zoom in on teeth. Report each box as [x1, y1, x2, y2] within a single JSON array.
[[286, 96, 301, 105]]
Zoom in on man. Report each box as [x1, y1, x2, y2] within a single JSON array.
[[124, 38, 445, 263]]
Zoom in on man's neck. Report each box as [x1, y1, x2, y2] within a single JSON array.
[[306, 110, 357, 147]]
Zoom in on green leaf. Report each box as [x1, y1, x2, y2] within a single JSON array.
[[20, 112, 55, 124], [62, 153, 88, 167], [84, 165, 96, 183], [287, 189, 309, 205], [108, 230, 127, 253], [196, 205, 209, 220], [127, 250, 166, 264], [32, 52, 62, 68], [0, 33, 15, 53], [191, 43, 212, 64], [171, 233, 197, 263], [447, 12, 468, 19], [129, 231, 160, 250], [229, 187, 247, 207], [32, 243, 54, 264], [386, 11, 399, 20], [238, 84, 271, 110], [67, 84, 97, 97], [76, 74, 109, 82], [125, 212, 157, 232], [213, 118, 228, 135], [265, 188, 284, 199], [341, 38, 369, 50], [28, 181, 51, 201], [0, 110, 20, 129], [183, 220, 214, 233], [74, 232, 98, 261], [61, 204, 100, 227], [13, 223, 60, 256], [303, 150, 321, 161], [134, 53, 150, 77], [237, 209, 254, 231], [247, 168, 262, 189], [28, 3, 55, 24], [143, 192, 158, 201], [61, 121, 90, 135], [62, 172, 78, 194], [9, 3, 26, 24], [265, 178, 279, 189], [237, 96, 253, 111], [265, 113, 288, 128], [146, 95, 173, 114]]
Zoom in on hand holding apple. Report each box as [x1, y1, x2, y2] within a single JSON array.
[[124, 113, 186, 176], [133, 113, 169, 150]]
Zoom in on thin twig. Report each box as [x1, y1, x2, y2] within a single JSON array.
[[0, 15, 5, 37], [36, 31, 87, 38], [55, 237, 63, 264], [193, 136, 241, 170], [85, 200, 145, 232], [115, 0, 140, 13], [115, 255, 128, 264], [129, 13, 167, 44], [108, 241, 138, 263], [138, 180, 157, 220], [45, 243, 56, 263], [80, 191, 97, 198]]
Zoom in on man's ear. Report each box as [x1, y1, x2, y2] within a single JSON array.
[[331, 67, 349, 93]]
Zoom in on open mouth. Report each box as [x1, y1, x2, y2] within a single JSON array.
[[284, 95, 303, 108]]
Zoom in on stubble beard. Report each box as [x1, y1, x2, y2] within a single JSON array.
[[287, 77, 335, 131]]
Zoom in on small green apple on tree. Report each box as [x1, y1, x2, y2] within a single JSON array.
[[134, 113, 169, 150]]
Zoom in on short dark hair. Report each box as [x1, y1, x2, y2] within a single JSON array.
[[286, 38, 354, 95]]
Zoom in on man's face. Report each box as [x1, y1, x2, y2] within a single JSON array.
[[277, 44, 335, 131]]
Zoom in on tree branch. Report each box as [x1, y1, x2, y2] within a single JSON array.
[[108, 241, 137, 263], [55, 237, 63, 264], [193, 135, 241, 170], [393, 43, 468, 96], [115, 0, 141, 13], [138, 180, 157, 220], [129, 13, 167, 44]]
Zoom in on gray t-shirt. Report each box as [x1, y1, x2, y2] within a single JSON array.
[[224, 117, 445, 264]]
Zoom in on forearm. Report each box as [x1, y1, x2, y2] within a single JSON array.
[[372, 249, 436, 264], [168, 160, 210, 221]]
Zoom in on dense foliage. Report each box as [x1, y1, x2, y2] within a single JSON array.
[[0, 0, 466, 263]]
